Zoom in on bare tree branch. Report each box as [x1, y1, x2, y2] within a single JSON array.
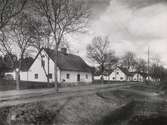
[[0, 0, 27, 30], [87, 36, 118, 81], [34, 0, 89, 90]]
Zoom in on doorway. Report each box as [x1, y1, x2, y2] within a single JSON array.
[[77, 74, 80, 82]]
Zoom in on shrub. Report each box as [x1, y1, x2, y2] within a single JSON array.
[[10, 102, 57, 125], [0, 107, 11, 125]]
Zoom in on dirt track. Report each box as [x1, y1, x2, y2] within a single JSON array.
[[0, 82, 137, 107]]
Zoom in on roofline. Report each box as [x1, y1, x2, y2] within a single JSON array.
[[44, 48, 93, 73], [60, 69, 92, 73], [109, 66, 134, 76], [27, 48, 93, 73], [110, 66, 127, 75], [27, 48, 44, 70]]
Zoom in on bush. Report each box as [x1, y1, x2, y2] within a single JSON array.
[[0, 107, 11, 125], [10, 102, 57, 125]]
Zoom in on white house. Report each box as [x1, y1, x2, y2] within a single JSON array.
[[6, 48, 93, 84], [108, 67, 132, 81], [94, 71, 110, 81], [132, 72, 144, 82], [94, 75, 109, 81], [94, 67, 147, 82], [109, 67, 146, 82], [94, 67, 130, 81], [146, 75, 154, 82]]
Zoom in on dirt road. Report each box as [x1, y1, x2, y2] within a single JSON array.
[[0, 82, 137, 107]]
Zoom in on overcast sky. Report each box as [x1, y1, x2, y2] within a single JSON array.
[[68, 0, 167, 67]]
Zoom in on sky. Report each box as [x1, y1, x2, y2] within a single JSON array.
[[68, 0, 167, 67]]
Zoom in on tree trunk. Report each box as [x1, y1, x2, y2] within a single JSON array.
[[54, 44, 59, 92], [47, 55, 50, 83], [101, 64, 104, 84], [101, 75, 104, 84], [15, 70, 20, 90], [47, 75, 49, 83]]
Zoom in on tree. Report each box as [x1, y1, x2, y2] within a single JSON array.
[[0, 12, 36, 89], [3, 53, 17, 69], [160, 67, 167, 82], [121, 51, 137, 72], [0, 0, 27, 30], [0, 56, 7, 77], [136, 58, 147, 73], [87, 36, 117, 82], [34, 0, 89, 91], [20, 56, 34, 70], [149, 56, 163, 81], [26, 9, 52, 83]]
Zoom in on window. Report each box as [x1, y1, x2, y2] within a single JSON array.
[[120, 77, 123, 80], [41, 55, 45, 58], [66, 74, 70, 79], [35, 74, 38, 79], [86, 74, 88, 79], [116, 72, 119, 75], [48, 73, 52, 79], [113, 77, 115, 80], [41, 60, 45, 67]]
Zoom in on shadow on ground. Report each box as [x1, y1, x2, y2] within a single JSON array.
[[96, 89, 167, 125], [0, 97, 73, 125]]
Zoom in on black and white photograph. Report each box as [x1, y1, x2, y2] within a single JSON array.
[[0, 0, 167, 125]]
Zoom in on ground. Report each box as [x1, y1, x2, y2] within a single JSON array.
[[0, 82, 166, 125], [0, 82, 134, 107]]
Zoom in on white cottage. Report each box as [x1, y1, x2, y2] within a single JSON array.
[[6, 48, 93, 84], [146, 75, 154, 82], [132, 72, 144, 82], [109, 67, 131, 81]]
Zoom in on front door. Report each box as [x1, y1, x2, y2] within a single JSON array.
[[77, 74, 80, 82]]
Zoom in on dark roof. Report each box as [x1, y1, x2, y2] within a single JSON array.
[[104, 69, 113, 76], [43, 48, 92, 73], [130, 71, 149, 78], [139, 72, 148, 78], [94, 68, 113, 76], [118, 67, 134, 76]]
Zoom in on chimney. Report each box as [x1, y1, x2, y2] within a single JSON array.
[[61, 48, 67, 54]]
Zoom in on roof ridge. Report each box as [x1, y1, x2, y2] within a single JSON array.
[[43, 48, 92, 73]]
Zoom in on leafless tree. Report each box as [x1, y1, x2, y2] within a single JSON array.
[[27, 13, 52, 83], [34, 0, 89, 91], [0, 0, 28, 89], [0, 12, 36, 89], [150, 56, 162, 81], [87, 36, 117, 82], [0, 0, 27, 30], [121, 51, 137, 71], [136, 58, 147, 73]]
